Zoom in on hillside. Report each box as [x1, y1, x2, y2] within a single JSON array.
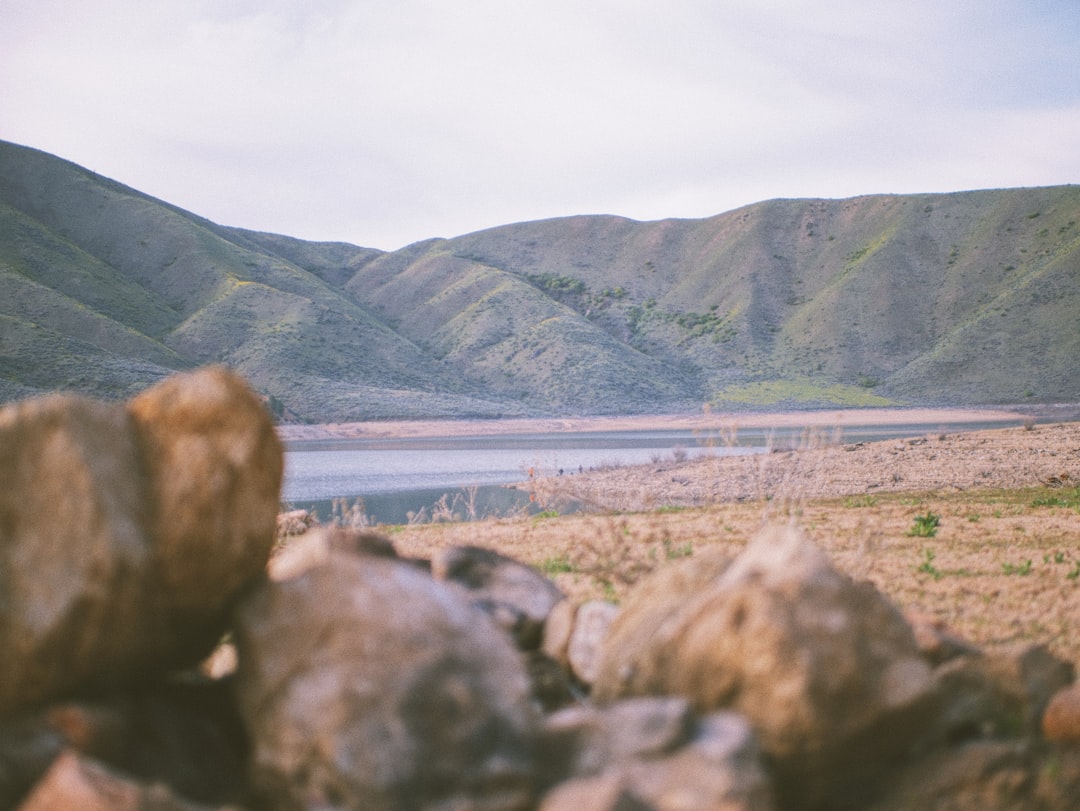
[[1, 140, 1077, 420]]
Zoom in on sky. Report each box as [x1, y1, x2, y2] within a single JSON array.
[[2, 1, 1078, 251]]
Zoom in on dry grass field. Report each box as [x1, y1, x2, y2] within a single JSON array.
[[381, 422, 1080, 667]]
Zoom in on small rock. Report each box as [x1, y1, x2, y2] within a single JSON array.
[[432, 545, 565, 649], [1042, 682, 1080, 744], [567, 601, 620, 687], [906, 609, 981, 665], [540, 705, 773, 811], [275, 509, 315, 539], [623, 712, 775, 811], [932, 643, 1075, 743], [16, 749, 223, 811], [542, 599, 578, 667]]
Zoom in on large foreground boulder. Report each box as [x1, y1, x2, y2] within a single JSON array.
[[0, 367, 282, 717], [232, 545, 540, 810], [593, 524, 938, 809]]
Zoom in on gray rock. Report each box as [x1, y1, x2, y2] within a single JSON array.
[[232, 550, 539, 811], [540, 701, 773, 811], [567, 601, 620, 687], [432, 545, 566, 650]]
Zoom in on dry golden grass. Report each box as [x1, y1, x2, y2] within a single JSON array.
[[388, 488, 1080, 666], [383, 423, 1080, 669]]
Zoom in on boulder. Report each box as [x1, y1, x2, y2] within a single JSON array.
[[539, 700, 773, 811], [232, 550, 539, 810], [592, 524, 937, 809], [0, 368, 282, 718], [930, 643, 1075, 744], [126, 365, 283, 630], [432, 545, 566, 650]]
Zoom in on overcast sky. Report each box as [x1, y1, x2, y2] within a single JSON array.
[[2, 1, 1078, 251]]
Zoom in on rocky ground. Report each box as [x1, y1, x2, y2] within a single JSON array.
[[520, 420, 1080, 511], [4, 373, 1080, 810]]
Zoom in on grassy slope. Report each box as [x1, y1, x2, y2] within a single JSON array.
[[1, 138, 1077, 418], [0, 141, 514, 419]]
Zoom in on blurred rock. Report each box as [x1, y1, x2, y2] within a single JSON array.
[[127, 365, 283, 636], [16, 749, 227, 811], [542, 598, 578, 667], [274, 509, 315, 540], [931, 643, 1075, 744], [1043, 682, 1080, 744], [539, 699, 772, 811], [232, 550, 538, 810], [593, 524, 937, 809], [0, 367, 281, 718], [906, 609, 982, 666], [1041, 682, 1080, 747], [567, 601, 620, 688], [433, 545, 565, 649]]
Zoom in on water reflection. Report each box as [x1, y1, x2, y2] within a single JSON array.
[[281, 421, 1018, 525]]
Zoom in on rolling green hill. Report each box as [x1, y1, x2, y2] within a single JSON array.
[[1, 139, 1077, 420]]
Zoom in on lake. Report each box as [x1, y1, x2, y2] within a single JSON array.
[[282, 419, 1021, 524]]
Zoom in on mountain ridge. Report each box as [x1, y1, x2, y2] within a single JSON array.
[[1, 139, 1076, 420]]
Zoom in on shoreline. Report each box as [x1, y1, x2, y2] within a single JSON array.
[[276, 406, 1037, 442]]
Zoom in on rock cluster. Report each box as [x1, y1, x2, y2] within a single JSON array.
[[2, 368, 1080, 810]]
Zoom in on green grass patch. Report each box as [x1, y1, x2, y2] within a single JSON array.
[[710, 378, 895, 408], [537, 555, 576, 576], [907, 512, 941, 538]]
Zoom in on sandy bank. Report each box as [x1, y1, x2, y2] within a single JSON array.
[[277, 406, 1032, 442]]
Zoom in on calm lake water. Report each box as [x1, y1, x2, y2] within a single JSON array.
[[282, 420, 1019, 524]]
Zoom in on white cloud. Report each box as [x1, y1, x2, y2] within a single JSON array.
[[1, 0, 1077, 249]]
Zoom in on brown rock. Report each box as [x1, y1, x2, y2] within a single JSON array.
[[1043, 682, 1080, 744], [593, 524, 937, 809], [932, 643, 1075, 744], [0, 368, 282, 718], [867, 740, 1037, 811], [906, 609, 982, 665], [232, 550, 538, 810], [127, 365, 283, 628], [0, 394, 151, 715]]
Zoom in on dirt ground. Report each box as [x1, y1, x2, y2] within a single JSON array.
[[521, 420, 1080, 511], [381, 421, 1080, 667]]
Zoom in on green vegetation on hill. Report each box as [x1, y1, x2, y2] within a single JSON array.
[[1, 139, 1077, 420]]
